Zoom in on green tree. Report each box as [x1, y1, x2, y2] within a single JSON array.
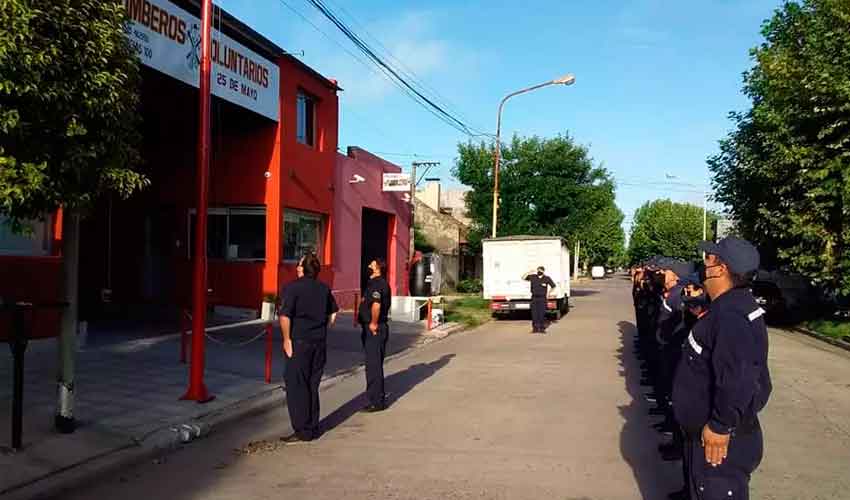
[[452, 134, 624, 263], [628, 199, 717, 265], [0, 0, 145, 430], [708, 0, 850, 295], [413, 224, 435, 253], [582, 202, 626, 267]]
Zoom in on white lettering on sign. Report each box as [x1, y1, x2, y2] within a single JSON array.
[[123, 0, 280, 121]]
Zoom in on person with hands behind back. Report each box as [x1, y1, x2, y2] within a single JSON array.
[[279, 252, 339, 444], [358, 258, 392, 412]]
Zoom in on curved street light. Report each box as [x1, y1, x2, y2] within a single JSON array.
[[491, 74, 576, 238]]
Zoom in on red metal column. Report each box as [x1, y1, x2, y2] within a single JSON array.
[[264, 323, 273, 384], [182, 0, 214, 402]]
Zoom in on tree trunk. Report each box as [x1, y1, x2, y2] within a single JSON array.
[[56, 209, 79, 433]]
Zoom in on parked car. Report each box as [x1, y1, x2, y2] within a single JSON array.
[[591, 266, 606, 280], [750, 270, 821, 324]]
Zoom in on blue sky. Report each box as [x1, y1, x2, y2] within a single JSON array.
[[219, 0, 782, 234]]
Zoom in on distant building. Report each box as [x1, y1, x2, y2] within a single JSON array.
[[414, 179, 480, 291]]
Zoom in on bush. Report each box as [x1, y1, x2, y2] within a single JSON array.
[[456, 278, 483, 294]]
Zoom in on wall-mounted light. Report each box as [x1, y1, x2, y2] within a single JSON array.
[[349, 174, 365, 184]]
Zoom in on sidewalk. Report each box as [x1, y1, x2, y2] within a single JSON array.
[[0, 313, 458, 497]]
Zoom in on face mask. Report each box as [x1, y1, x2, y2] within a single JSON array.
[[699, 264, 723, 284]]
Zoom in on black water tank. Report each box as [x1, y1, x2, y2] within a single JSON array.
[[409, 255, 434, 296]]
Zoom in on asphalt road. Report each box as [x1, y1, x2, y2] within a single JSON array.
[[58, 277, 850, 500]]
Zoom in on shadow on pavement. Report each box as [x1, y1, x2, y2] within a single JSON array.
[[570, 289, 600, 297], [616, 320, 679, 499], [320, 353, 455, 436]]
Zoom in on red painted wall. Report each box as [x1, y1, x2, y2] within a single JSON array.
[[333, 147, 412, 309], [276, 57, 339, 294]]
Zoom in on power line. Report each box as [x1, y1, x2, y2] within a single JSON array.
[[302, 0, 491, 138], [320, 0, 485, 134], [276, 0, 485, 152], [370, 151, 456, 159]]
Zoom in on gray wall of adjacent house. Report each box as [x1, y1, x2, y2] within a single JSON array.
[[414, 198, 462, 291]]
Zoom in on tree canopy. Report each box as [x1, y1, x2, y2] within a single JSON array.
[[627, 199, 717, 265], [0, 0, 146, 227], [453, 134, 625, 266], [708, 0, 850, 295]]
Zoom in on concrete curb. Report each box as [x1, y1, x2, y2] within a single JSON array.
[[786, 326, 850, 353], [5, 322, 471, 500]]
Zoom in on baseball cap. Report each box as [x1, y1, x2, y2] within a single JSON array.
[[661, 260, 695, 279], [678, 272, 702, 288], [698, 237, 760, 275]]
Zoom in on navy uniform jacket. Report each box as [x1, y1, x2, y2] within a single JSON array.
[[359, 276, 391, 325], [657, 284, 685, 344], [280, 277, 339, 342], [525, 274, 556, 298], [673, 288, 772, 435]]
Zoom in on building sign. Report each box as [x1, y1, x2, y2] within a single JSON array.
[[123, 0, 280, 121], [382, 173, 412, 192]]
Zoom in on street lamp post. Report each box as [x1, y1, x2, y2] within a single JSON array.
[[491, 74, 575, 238]]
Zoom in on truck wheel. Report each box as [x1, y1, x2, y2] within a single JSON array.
[[554, 309, 562, 321], [563, 298, 570, 315]]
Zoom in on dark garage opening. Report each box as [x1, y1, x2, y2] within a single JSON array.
[[360, 208, 390, 293]]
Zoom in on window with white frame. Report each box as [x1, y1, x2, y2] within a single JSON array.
[[0, 215, 52, 256], [283, 209, 322, 262], [296, 92, 316, 147], [188, 207, 266, 260]]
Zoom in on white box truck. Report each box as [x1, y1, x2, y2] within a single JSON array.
[[483, 236, 571, 319]]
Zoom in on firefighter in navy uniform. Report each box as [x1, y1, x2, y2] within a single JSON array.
[[673, 237, 772, 500], [523, 266, 556, 333], [655, 260, 695, 429], [358, 258, 392, 412], [667, 274, 710, 500], [279, 253, 339, 444]]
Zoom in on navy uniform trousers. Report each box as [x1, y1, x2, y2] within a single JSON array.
[[284, 339, 327, 440], [361, 323, 389, 406], [685, 422, 763, 500]]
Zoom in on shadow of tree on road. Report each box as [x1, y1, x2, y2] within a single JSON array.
[[617, 320, 681, 499], [319, 353, 456, 436]]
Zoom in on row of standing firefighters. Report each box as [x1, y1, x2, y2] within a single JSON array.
[[631, 237, 772, 500]]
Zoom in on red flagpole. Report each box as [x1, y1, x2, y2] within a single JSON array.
[[182, 0, 214, 402]]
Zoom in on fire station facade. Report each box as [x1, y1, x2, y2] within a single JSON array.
[[0, 0, 411, 335]]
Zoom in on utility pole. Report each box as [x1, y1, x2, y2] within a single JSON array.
[[56, 210, 80, 433], [183, 0, 214, 403], [409, 161, 440, 290], [574, 240, 580, 279], [410, 160, 440, 231]]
